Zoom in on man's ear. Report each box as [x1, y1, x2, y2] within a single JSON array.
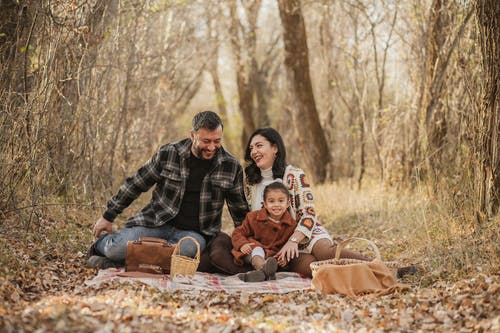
[[190, 130, 196, 141]]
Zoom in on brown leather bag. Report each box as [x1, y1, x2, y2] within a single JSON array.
[[125, 237, 175, 274]]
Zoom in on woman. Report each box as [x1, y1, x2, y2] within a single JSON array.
[[209, 128, 414, 278], [243, 128, 368, 277]]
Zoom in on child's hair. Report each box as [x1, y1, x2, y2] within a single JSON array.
[[263, 181, 289, 200]]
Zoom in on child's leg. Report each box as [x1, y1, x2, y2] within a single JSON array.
[[236, 248, 266, 282], [237, 247, 277, 282], [242, 254, 253, 265], [250, 247, 277, 280], [250, 247, 266, 270]]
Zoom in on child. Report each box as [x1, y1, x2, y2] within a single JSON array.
[[232, 180, 297, 282]]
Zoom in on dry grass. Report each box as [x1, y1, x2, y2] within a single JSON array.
[[314, 180, 500, 284], [0, 179, 500, 284], [1, 182, 499, 332], [1, 181, 497, 290]]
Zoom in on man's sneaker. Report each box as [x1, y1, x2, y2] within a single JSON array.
[[86, 255, 121, 269], [86, 241, 103, 259], [397, 265, 418, 278]]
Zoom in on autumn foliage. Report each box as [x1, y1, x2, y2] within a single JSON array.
[[0, 0, 498, 331]]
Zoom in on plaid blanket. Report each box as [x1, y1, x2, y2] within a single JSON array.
[[85, 268, 312, 294]]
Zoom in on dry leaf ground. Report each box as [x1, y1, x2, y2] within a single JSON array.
[[1, 182, 498, 332]]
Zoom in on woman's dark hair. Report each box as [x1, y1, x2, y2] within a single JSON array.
[[244, 128, 287, 185], [263, 181, 289, 200]]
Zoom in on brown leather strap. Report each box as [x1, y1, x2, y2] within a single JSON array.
[[134, 237, 170, 246], [117, 271, 166, 279]]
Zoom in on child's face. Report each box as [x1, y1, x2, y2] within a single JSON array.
[[263, 189, 290, 220]]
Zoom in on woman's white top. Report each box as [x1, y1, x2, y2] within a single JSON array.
[[251, 167, 273, 211]]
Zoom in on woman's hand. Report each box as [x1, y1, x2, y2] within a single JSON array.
[[276, 241, 299, 262], [240, 243, 254, 254]]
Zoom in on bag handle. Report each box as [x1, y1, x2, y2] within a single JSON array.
[[135, 237, 171, 246], [335, 237, 381, 261], [172, 236, 201, 260]]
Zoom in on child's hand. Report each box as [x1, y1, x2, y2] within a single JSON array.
[[276, 256, 288, 267], [240, 243, 254, 254]]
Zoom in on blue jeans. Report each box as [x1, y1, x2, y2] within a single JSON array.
[[94, 223, 207, 263]]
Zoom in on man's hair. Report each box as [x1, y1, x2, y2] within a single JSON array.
[[192, 111, 223, 131], [263, 181, 289, 200]]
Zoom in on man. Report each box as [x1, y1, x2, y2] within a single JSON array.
[[87, 111, 249, 269]]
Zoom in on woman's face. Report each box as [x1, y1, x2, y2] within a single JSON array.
[[249, 134, 278, 170]]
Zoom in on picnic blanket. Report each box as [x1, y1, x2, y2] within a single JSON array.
[[85, 268, 312, 294]]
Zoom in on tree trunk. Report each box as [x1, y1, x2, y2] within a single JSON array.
[[228, 0, 259, 149], [362, 5, 398, 183], [0, 1, 27, 93], [255, 67, 271, 128], [277, 0, 330, 183], [417, 0, 446, 187], [417, 1, 473, 189], [0, 1, 37, 223], [474, 0, 500, 222], [205, 5, 234, 152], [108, 5, 140, 186], [205, 5, 228, 121]]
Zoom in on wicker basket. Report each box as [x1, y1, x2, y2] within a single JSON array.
[[170, 236, 200, 279], [310, 237, 399, 277]]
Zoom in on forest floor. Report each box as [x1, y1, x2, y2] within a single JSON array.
[[1, 182, 499, 332]]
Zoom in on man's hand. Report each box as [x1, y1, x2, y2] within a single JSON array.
[[240, 242, 255, 254], [93, 217, 113, 238]]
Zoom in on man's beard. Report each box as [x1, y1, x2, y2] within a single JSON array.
[[193, 143, 219, 160]]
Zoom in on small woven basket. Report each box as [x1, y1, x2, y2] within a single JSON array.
[[170, 236, 200, 279], [310, 237, 399, 277]]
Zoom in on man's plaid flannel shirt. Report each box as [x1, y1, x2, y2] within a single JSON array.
[[102, 138, 249, 237]]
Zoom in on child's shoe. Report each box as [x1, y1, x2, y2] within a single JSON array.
[[237, 270, 266, 282], [262, 257, 278, 280]]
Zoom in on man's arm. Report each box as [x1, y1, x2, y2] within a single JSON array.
[[94, 149, 164, 237]]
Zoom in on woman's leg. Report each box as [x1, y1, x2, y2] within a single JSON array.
[[311, 238, 372, 261], [313, 239, 419, 278], [286, 239, 372, 278], [288, 253, 316, 278]]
